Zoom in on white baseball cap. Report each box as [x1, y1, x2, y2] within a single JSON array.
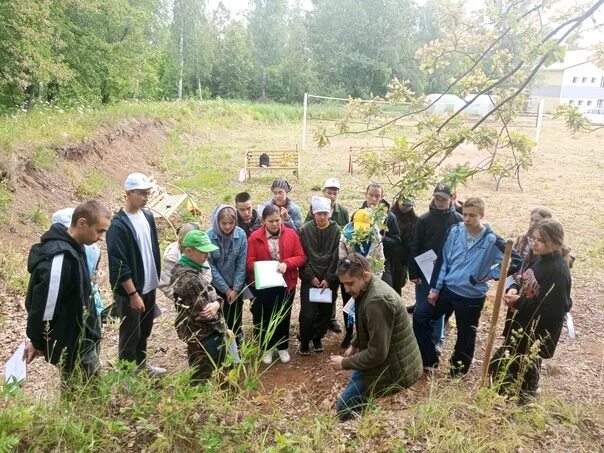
[[323, 178, 341, 189], [51, 208, 75, 228], [124, 172, 153, 191], [311, 196, 331, 214]]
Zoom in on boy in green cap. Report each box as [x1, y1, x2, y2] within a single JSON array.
[[170, 230, 228, 383]]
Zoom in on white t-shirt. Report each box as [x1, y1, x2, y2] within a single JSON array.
[[126, 210, 160, 295], [466, 227, 485, 250]]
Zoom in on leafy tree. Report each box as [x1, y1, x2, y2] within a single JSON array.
[[316, 0, 604, 196], [168, 0, 215, 100], [0, 0, 71, 108], [52, 0, 162, 104], [247, 0, 288, 98], [308, 0, 419, 98], [212, 21, 254, 99]]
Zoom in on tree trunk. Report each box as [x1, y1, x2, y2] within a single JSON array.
[[178, 28, 184, 100]]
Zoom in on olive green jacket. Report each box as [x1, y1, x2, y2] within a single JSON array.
[[341, 278, 423, 394]]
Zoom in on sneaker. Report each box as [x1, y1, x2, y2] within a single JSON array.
[[423, 365, 438, 375], [139, 363, 167, 378], [277, 349, 290, 363], [435, 341, 443, 356], [329, 320, 343, 333], [340, 333, 352, 349], [298, 342, 311, 356], [312, 339, 324, 353], [262, 350, 273, 365]]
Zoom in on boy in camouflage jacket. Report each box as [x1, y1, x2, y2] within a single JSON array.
[[170, 230, 227, 382]]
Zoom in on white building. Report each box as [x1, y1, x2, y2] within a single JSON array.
[[424, 94, 465, 114], [531, 49, 604, 113]]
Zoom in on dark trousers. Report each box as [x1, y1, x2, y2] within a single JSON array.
[[330, 284, 340, 322], [116, 290, 156, 365], [412, 281, 446, 366], [489, 346, 542, 399], [389, 260, 409, 296], [217, 290, 244, 339], [415, 286, 484, 373], [59, 341, 101, 391], [251, 286, 294, 351], [341, 286, 354, 337], [299, 282, 334, 342], [187, 332, 227, 383]]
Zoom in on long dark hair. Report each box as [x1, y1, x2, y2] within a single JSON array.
[[391, 199, 418, 237]]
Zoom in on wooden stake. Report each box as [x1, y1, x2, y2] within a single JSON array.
[[480, 239, 514, 388]]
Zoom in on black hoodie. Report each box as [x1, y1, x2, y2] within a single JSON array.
[[408, 202, 463, 282], [25, 223, 99, 370], [106, 208, 161, 297]]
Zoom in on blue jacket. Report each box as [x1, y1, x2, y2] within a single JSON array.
[[433, 223, 519, 298], [207, 205, 248, 294]]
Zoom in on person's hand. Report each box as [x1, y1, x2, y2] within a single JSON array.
[[226, 289, 238, 304], [130, 293, 145, 312], [311, 277, 321, 288], [410, 278, 422, 285], [95, 268, 106, 286], [343, 345, 357, 357], [23, 341, 43, 364], [276, 262, 287, 273], [319, 280, 329, 289], [427, 291, 439, 306], [279, 207, 289, 221], [200, 301, 220, 320], [330, 355, 344, 370]]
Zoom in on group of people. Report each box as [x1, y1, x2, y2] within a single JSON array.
[[23, 171, 573, 420]]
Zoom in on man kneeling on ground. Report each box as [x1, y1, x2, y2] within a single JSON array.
[[330, 253, 423, 421]]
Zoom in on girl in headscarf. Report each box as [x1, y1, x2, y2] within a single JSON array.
[[264, 179, 303, 232]]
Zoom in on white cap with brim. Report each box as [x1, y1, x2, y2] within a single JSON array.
[[124, 172, 154, 191], [323, 178, 341, 189], [51, 208, 75, 228], [311, 196, 331, 214]]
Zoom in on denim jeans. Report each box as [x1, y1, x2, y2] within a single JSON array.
[[336, 370, 367, 420], [412, 281, 445, 366]]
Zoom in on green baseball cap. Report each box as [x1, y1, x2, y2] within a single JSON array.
[[182, 230, 218, 253]]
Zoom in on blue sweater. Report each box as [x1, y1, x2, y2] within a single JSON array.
[[432, 223, 508, 298]]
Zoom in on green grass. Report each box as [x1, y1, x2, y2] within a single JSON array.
[[29, 146, 56, 171], [72, 168, 109, 199], [1, 370, 600, 451], [0, 182, 11, 223], [0, 246, 29, 295]]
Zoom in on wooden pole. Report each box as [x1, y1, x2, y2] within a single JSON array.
[[480, 239, 514, 388]]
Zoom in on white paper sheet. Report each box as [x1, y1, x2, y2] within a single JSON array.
[[343, 298, 355, 316], [504, 275, 516, 289], [253, 261, 287, 290], [566, 313, 576, 339], [5, 342, 26, 384], [414, 249, 437, 282], [309, 288, 332, 303]]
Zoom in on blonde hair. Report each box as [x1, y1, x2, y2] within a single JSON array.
[[462, 197, 485, 215]]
